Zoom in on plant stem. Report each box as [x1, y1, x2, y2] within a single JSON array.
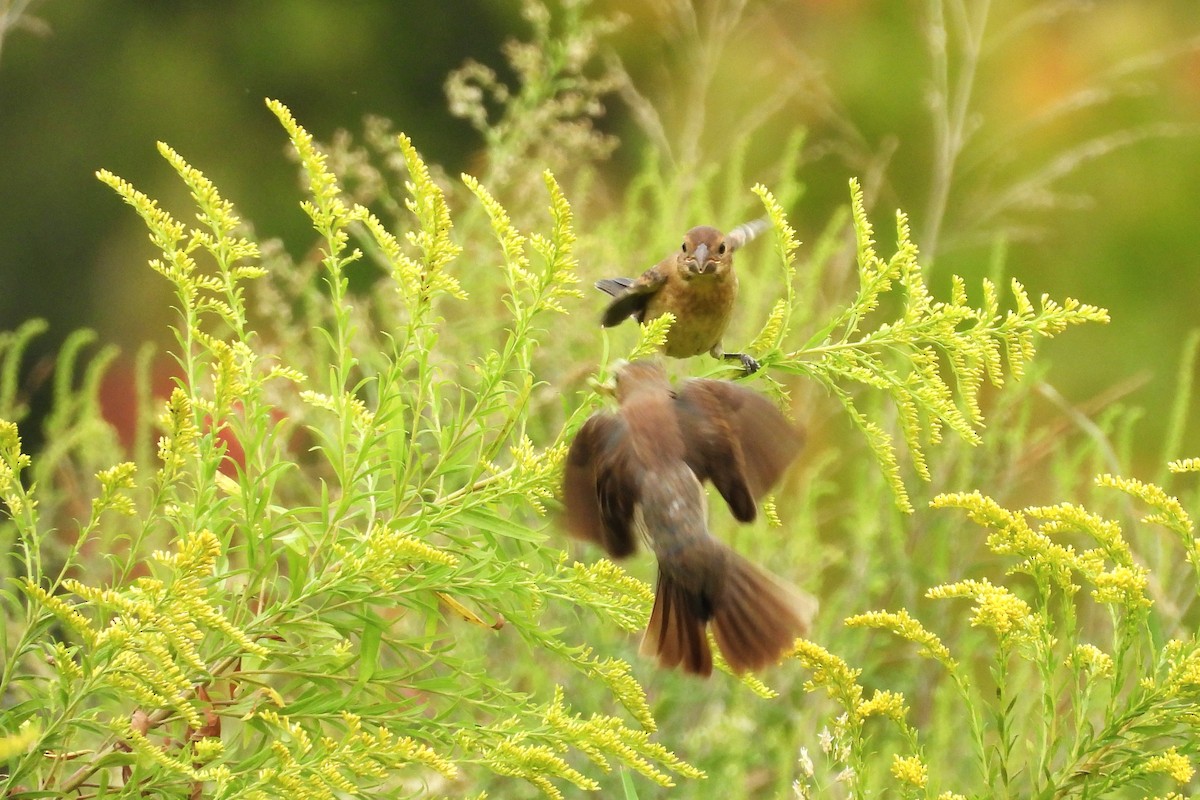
[[923, 0, 991, 263]]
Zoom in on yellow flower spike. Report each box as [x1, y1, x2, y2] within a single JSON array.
[[927, 578, 1039, 644], [763, 496, 783, 528], [1160, 639, 1200, 694], [157, 387, 200, 469], [845, 608, 956, 668], [266, 98, 349, 230], [789, 640, 865, 708], [23, 580, 98, 647], [1097, 473, 1193, 537], [629, 311, 675, 361], [0, 421, 34, 514], [92, 462, 138, 517]]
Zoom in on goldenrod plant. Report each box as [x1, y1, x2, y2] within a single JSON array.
[[790, 465, 1200, 799], [0, 96, 1126, 797], [3, 2, 1197, 798]]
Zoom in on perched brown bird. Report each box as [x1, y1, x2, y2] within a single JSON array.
[[596, 219, 770, 374], [563, 360, 816, 677]]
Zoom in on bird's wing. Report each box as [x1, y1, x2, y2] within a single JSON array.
[[595, 277, 634, 297], [599, 264, 669, 327], [674, 379, 804, 521], [724, 218, 770, 252], [563, 412, 641, 558]]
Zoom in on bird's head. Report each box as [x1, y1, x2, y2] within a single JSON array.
[[679, 226, 731, 279], [609, 359, 672, 403]]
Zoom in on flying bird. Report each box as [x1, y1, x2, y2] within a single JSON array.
[[596, 219, 770, 374], [562, 359, 815, 676]]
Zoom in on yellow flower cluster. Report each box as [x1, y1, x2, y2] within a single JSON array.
[[93, 461, 138, 517], [789, 640, 864, 708], [1097, 473, 1193, 537], [299, 389, 376, 433], [26, 530, 266, 735], [1158, 639, 1200, 695], [121, 717, 232, 785], [857, 690, 908, 723], [251, 709, 460, 800], [932, 493, 1078, 588], [323, 522, 459, 593], [1068, 643, 1115, 679], [0, 719, 40, 760], [0, 419, 32, 515], [890, 754, 928, 788], [1098, 472, 1199, 571], [1091, 563, 1152, 610], [933, 491, 1155, 613], [545, 686, 704, 788], [1143, 747, 1195, 783]]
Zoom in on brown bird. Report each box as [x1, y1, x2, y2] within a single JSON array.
[[562, 360, 816, 676], [596, 219, 770, 374]]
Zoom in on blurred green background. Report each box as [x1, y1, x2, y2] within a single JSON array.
[[2, 0, 1199, 466]]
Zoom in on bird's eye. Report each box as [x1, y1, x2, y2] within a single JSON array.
[[718, 242, 726, 255]]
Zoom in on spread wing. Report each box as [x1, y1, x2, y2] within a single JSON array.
[[673, 379, 804, 522], [724, 218, 770, 252], [598, 264, 669, 327], [562, 412, 642, 558]]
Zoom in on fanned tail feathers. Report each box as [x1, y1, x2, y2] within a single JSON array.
[[710, 552, 815, 674], [640, 545, 815, 677], [640, 568, 714, 676]]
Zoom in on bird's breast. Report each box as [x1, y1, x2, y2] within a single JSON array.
[[646, 272, 738, 358], [633, 465, 709, 560]]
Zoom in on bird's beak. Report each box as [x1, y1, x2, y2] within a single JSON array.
[[589, 360, 625, 398], [589, 375, 617, 398], [691, 242, 710, 275]]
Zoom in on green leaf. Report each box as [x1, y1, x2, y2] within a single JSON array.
[[621, 768, 641, 800], [458, 506, 546, 543], [357, 611, 384, 686]]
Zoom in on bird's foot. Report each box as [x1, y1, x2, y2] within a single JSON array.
[[722, 352, 760, 375]]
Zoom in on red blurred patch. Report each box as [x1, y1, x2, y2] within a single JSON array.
[[99, 356, 249, 475]]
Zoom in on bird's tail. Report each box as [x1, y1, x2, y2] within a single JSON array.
[[640, 542, 816, 677]]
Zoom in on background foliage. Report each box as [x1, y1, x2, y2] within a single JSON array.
[[2, 0, 1199, 464], [3, 1, 1200, 798]]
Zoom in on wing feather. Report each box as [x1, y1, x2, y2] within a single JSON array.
[[599, 265, 668, 327], [562, 413, 641, 558], [674, 379, 804, 520]]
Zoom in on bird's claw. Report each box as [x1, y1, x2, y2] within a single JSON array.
[[721, 352, 760, 375]]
